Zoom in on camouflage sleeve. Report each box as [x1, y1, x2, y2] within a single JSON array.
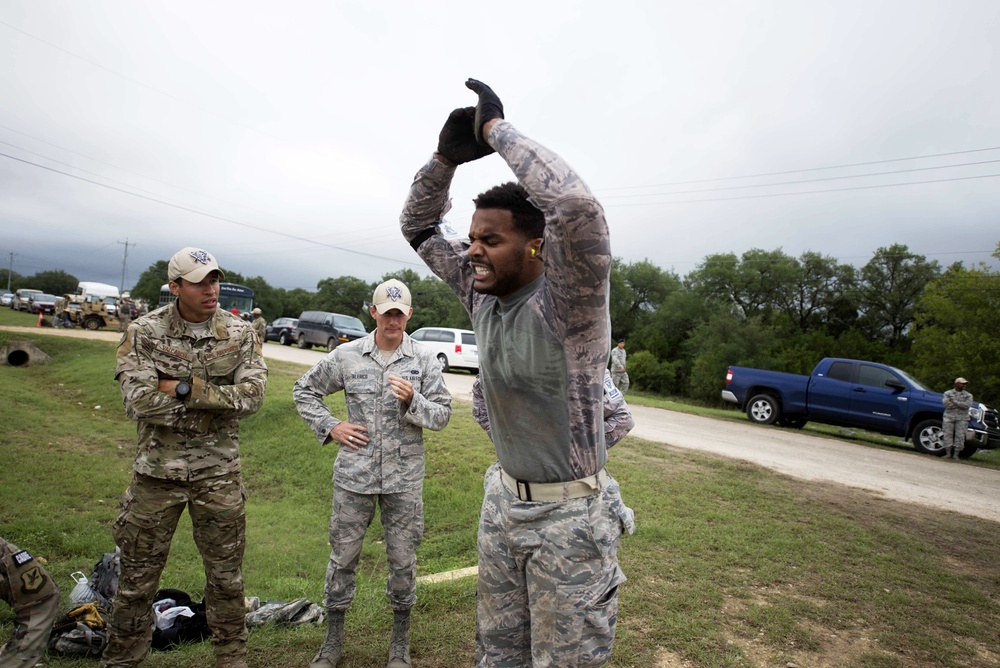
[[602, 370, 634, 448], [293, 353, 345, 445], [471, 375, 491, 437], [186, 327, 267, 416], [399, 156, 479, 315], [401, 351, 452, 432], [116, 324, 189, 427], [487, 121, 611, 341]]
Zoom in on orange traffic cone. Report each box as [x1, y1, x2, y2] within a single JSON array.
[[37, 311, 44, 327]]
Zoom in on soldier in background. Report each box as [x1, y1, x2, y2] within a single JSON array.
[[942, 377, 973, 460], [610, 338, 630, 395], [293, 279, 451, 668], [0, 537, 60, 666], [250, 308, 266, 344], [101, 247, 267, 668], [401, 79, 633, 667]]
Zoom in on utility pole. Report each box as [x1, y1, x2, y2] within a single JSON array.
[[6, 251, 14, 292], [117, 238, 136, 295]]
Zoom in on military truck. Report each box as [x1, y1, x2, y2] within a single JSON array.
[[58, 294, 121, 330]]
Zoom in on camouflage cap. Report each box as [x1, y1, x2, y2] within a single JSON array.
[[372, 279, 412, 314], [168, 247, 224, 283], [955, 377, 969, 385]]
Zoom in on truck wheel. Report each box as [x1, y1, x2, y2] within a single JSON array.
[[279, 332, 290, 346], [911, 419, 943, 455], [746, 394, 781, 425], [327, 338, 338, 351], [958, 446, 978, 459], [779, 416, 808, 429], [84, 317, 102, 331], [298, 337, 311, 349]]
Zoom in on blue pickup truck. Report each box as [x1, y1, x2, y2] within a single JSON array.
[[722, 358, 1000, 458]]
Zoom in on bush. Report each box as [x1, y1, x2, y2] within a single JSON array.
[[628, 350, 676, 394]]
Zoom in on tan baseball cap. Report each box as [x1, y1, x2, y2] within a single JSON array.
[[252, 307, 261, 315], [168, 247, 224, 283], [955, 377, 969, 385], [372, 279, 411, 314]]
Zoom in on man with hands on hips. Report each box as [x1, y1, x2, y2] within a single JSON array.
[[293, 279, 451, 668]]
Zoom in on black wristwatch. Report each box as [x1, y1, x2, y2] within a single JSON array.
[[175, 381, 192, 402]]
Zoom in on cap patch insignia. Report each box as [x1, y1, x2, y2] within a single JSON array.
[[13, 550, 33, 565], [386, 286, 403, 302], [189, 250, 212, 265]]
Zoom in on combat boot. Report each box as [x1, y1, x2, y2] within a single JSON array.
[[311, 610, 345, 668], [953, 449, 962, 460], [215, 655, 248, 668], [387, 609, 411, 668], [943, 447, 953, 460]]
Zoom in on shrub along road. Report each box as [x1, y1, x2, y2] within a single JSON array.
[[7, 325, 998, 524]]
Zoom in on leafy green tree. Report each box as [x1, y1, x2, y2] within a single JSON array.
[[775, 252, 856, 331], [911, 251, 1000, 403], [1, 268, 24, 293], [609, 258, 679, 340], [25, 269, 78, 296], [315, 275, 373, 322], [627, 350, 677, 394], [687, 249, 799, 320], [683, 307, 782, 403], [130, 260, 170, 305], [857, 244, 939, 349], [277, 288, 315, 319]]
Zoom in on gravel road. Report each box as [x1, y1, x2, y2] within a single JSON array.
[[8, 326, 998, 523]]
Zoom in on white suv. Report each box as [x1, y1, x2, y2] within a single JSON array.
[[409, 327, 479, 372]]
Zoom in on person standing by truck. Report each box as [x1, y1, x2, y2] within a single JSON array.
[[942, 377, 973, 460]]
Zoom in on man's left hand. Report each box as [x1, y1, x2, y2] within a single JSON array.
[[388, 375, 414, 406]]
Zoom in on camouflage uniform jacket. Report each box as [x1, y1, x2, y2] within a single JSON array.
[[401, 120, 611, 482], [472, 370, 634, 448], [252, 316, 266, 342], [292, 331, 452, 494], [943, 388, 974, 420], [115, 302, 267, 481], [610, 346, 627, 373]]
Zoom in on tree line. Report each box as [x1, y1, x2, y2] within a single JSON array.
[[7, 242, 998, 406]]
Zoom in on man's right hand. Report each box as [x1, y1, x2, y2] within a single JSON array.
[[437, 107, 494, 165], [465, 78, 504, 145], [330, 422, 369, 449]]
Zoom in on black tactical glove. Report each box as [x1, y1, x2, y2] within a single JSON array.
[[465, 78, 504, 145], [437, 107, 495, 165]]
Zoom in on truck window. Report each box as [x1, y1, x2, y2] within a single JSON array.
[[826, 361, 854, 383], [857, 365, 900, 389]]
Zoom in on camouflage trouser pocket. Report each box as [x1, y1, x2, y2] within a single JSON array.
[[112, 489, 164, 559], [541, 567, 625, 667]]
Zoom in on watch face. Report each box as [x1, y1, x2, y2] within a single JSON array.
[[177, 382, 191, 398]]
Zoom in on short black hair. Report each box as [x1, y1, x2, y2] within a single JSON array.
[[473, 182, 545, 239]]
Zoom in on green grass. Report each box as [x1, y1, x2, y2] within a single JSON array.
[[2, 331, 1000, 667]]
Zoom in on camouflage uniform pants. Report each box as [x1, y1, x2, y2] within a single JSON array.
[[324, 485, 423, 612], [610, 371, 629, 395], [0, 538, 61, 668], [941, 417, 967, 453], [101, 473, 247, 668], [476, 463, 629, 668]]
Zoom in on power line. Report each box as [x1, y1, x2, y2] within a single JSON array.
[[598, 146, 1000, 191], [0, 149, 424, 268], [599, 160, 1000, 200], [603, 172, 1000, 207]]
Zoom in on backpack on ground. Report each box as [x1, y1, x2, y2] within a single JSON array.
[[89, 548, 121, 610], [48, 601, 109, 657]]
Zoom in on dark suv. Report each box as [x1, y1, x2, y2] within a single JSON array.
[[296, 311, 367, 350], [265, 317, 299, 346]]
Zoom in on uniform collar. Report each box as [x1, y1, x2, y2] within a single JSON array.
[[360, 330, 414, 360], [166, 303, 230, 340]]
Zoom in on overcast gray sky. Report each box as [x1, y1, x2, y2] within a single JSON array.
[[2, 0, 998, 292]]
